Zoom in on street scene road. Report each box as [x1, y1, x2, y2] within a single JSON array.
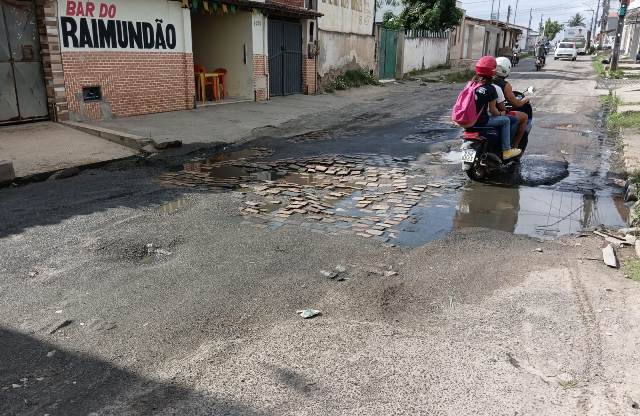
[[2, 57, 640, 415]]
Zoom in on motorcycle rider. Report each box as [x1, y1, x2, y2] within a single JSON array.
[[471, 56, 522, 160], [536, 42, 546, 66], [494, 57, 529, 147]]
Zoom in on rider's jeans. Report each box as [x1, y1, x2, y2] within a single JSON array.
[[485, 115, 512, 151], [508, 114, 520, 140]]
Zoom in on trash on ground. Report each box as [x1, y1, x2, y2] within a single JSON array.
[[603, 244, 618, 268], [46, 350, 56, 358], [534, 248, 543, 253], [384, 270, 398, 277], [154, 248, 173, 256], [296, 308, 321, 319], [335, 265, 347, 273], [320, 270, 338, 279]]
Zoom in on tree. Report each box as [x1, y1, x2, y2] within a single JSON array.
[[539, 18, 564, 40], [399, 0, 463, 31], [568, 13, 586, 27], [382, 11, 403, 30]]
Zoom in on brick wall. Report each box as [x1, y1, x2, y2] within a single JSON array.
[[62, 52, 195, 120], [253, 54, 268, 101], [302, 57, 316, 95]]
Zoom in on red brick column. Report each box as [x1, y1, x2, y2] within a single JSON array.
[[253, 54, 269, 101], [302, 57, 316, 95], [38, 0, 68, 121]]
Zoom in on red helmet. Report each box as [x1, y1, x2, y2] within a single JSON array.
[[475, 56, 497, 77]]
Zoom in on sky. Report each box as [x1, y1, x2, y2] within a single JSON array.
[[459, 0, 620, 30]]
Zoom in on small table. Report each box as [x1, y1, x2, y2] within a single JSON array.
[[197, 72, 220, 103]]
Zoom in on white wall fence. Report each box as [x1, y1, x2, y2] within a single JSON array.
[[400, 31, 450, 74]]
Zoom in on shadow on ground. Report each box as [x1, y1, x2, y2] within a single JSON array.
[[0, 327, 265, 416]]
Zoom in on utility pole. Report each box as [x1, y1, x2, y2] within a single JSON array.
[[513, 0, 519, 25], [526, 8, 533, 49], [593, 0, 601, 46], [540, 14, 544, 39], [497, 0, 501, 21], [506, 5, 512, 26], [611, 0, 630, 70], [599, 0, 610, 48]]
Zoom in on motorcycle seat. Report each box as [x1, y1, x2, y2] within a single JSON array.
[[464, 127, 499, 139]]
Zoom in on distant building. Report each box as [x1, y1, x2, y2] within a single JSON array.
[[449, 15, 522, 66]]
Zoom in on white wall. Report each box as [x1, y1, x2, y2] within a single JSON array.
[[317, 0, 374, 35], [191, 12, 253, 100], [318, 31, 375, 75], [401, 36, 449, 73], [58, 0, 191, 53]]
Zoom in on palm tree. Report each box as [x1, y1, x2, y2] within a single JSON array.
[[568, 13, 586, 27]]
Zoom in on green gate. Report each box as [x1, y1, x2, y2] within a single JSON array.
[[378, 29, 398, 80]]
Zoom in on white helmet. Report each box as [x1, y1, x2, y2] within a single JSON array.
[[495, 56, 512, 77]]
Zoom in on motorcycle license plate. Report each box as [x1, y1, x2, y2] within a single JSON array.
[[461, 149, 476, 163]]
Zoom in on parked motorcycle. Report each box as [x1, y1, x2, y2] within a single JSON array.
[[460, 87, 535, 181], [535, 56, 544, 71]]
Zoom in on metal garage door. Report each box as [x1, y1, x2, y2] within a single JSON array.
[[0, 0, 48, 123], [268, 19, 302, 97]]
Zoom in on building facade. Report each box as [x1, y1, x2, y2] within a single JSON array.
[[0, 0, 319, 124], [312, 0, 376, 88]]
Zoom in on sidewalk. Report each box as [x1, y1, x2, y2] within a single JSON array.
[[79, 86, 391, 146], [610, 86, 640, 172], [0, 122, 136, 180]]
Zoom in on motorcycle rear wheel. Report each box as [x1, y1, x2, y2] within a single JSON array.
[[466, 163, 488, 181]]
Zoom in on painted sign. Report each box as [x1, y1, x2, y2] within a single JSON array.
[[59, 0, 190, 52], [318, 0, 374, 35]]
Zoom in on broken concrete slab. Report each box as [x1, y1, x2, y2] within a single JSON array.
[[0, 160, 15, 183]]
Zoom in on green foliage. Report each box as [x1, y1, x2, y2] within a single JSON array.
[[400, 0, 463, 31], [607, 111, 640, 130], [624, 258, 640, 282], [539, 18, 563, 40], [382, 11, 403, 30], [568, 13, 586, 27], [329, 68, 379, 91], [599, 93, 621, 111], [444, 69, 475, 83]]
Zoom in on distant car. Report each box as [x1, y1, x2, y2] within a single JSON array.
[[554, 42, 577, 61]]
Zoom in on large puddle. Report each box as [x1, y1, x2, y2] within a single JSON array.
[[157, 134, 628, 246]]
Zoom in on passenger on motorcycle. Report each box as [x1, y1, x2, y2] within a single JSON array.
[[472, 56, 522, 160], [494, 57, 529, 147]]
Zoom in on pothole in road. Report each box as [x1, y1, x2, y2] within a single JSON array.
[[156, 142, 628, 245]]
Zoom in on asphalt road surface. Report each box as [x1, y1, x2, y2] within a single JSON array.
[[2, 57, 640, 415]]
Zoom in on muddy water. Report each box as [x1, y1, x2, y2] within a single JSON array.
[[161, 111, 629, 246]]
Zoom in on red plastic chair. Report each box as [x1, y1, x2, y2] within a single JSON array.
[[213, 68, 227, 99], [194, 65, 218, 102]]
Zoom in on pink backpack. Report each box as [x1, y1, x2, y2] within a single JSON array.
[[451, 81, 482, 128]]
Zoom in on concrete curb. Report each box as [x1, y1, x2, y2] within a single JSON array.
[[61, 121, 152, 150], [0, 155, 139, 189]]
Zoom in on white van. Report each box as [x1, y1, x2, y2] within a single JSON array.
[[554, 42, 578, 61]]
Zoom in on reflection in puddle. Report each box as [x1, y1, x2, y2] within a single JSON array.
[[394, 183, 629, 247]]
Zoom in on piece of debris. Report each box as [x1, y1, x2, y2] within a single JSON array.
[[594, 230, 627, 247], [534, 248, 543, 253], [335, 265, 347, 273], [384, 271, 398, 277], [296, 308, 321, 319], [155, 248, 172, 256], [320, 269, 338, 279], [46, 350, 56, 358], [47, 319, 73, 335], [28, 270, 39, 278], [625, 234, 637, 245], [603, 244, 618, 268]]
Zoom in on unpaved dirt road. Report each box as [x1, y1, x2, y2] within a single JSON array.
[[2, 57, 640, 415]]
